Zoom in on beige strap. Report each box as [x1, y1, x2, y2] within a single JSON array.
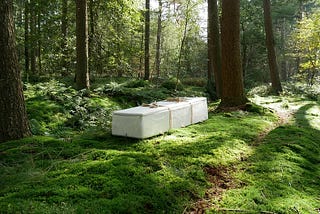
[[166, 97, 186, 102], [142, 102, 159, 108]]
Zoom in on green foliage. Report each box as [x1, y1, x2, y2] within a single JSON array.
[[182, 77, 207, 87], [96, 81, 169, 105], [123, 79, 150, 88], [289, 9, 320, 85], [161, 78, 184, 91], [24, 80, 122, 135], [247, 84, 273, 97], [282, 82, 320, 101]]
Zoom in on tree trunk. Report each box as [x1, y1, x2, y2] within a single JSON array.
[[219, 0, 247, 108], [61, 0, 68, 76], [37, 9, 41, 72], [263, 0, 282, 94], [139, 25, 144, 78], [30, 2, 36, 76], [88, 0, 94, 76], [241, 22, 248, 80], [208, 0, 222, 99], [75, 0, 90, 90], [144, 0, 150, 80], [280, 18, 287, 81], [24, 0, 30, 76], [176, 0, 190, 89], [155, 0, 163, 79], [0, 0, 32, 143]]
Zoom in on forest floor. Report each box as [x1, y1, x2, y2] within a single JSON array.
[[190, 94, 320, 213], [0, 79, 319, 214]]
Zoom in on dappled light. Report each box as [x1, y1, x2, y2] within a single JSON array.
[[212, 101, 320, 213], [1, 0, 320, 213]]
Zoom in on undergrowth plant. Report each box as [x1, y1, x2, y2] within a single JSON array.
[[1, 79, 318, 213]]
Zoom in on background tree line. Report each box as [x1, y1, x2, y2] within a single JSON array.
[[13, 0, 319, 87]]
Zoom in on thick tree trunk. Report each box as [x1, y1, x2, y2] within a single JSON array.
[[75, 0, 90, 89], [241, 23, 248, 80], [263, 0, 282, 94], [208, 0, 222, 99], [219, 0, 247, 108], [155, 0, 162, 79], [144, 0, 150, 80], [0, 0, 31, 143]]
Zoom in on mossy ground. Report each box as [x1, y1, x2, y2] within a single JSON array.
[[0, 80, 319, 213], [208, 96, 320, 213]]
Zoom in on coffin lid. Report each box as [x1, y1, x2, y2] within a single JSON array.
[[113, 106, 169, 116]]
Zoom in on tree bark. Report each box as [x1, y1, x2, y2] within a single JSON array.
[[279, 18, 287, 81], [176, 0, 190, 89], [241, 22, 247, 80], [61, 0, 68, 76], [37, 8, 42, 72], [30, 1, 36, 76], [208, 0, 222, 99], [263, 0, 282, 94], [219, 0, 247, 108], [24, 0, 30, 76], [0, 0, 31, 143], [144, 0, 150, 80], [75, 0, 90, 89], [155, 0, 163, 79]]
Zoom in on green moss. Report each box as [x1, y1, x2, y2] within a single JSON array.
[[210, 101, 320, 213], [2, 80, 319, 213]]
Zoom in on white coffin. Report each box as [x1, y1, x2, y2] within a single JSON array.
[[112, 106, 170, 139], [185, 97, 208, 124], [156, 100, 192, 129]]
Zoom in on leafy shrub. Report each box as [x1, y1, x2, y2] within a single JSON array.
[[29, 119, 47, 135], [247, 84, 272, 97], [182, 77, 206, 87], [25, 80, 119, 134], [123, 79, 150, 88], [161, 78, 184, 91]]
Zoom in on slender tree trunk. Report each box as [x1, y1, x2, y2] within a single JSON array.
[[155, 0, 163, 79], [144, 0, 150, 80], [61, 0, 68, 76], [139, 25, 144, 78], [294, 0, 304, 75], [75, 0, 90, 89], [0, 0, 31, 143], [176, 0, 190, 89], [88, 0, 94, 76], [263, 0, 282, 94], [30, 0, 36, 76], [280, 18, 287, 81], [37, 9, 41, 72], [24, 0, 30, 76], [208, 0, 222, 99], [219, 0, 248, 108]]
